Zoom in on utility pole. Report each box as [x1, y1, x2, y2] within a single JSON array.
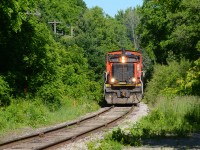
[[66, 25, 74, 37], [48, 20, 62, 34], [70, 26, 74, 37]]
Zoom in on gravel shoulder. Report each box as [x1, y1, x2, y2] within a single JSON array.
[[124, 133, 200, 150], [1, 102, 199, 150], [0, 107, 109, 144], [57, 103, 200, 150], [56, 102, 149, 150]]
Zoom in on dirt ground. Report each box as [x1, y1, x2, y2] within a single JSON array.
[[124, 132, 200, 150]]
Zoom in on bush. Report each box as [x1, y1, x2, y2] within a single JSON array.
[[88, 132, 123, 150], [36, 80, 65, 111], [94, 96, 200, 148], [144, 59, 191, 104], [0, 75, 11, 106], [0, 96, 100, 136], [179, 58, 200, 95], [138, 96, 200, 137], [0, 99, 49, 132], [184, 102, 200, 129]]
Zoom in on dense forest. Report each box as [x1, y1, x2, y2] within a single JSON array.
[[0, 0, 199, 140]]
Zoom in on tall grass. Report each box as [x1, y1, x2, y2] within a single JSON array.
[[90, 96, 200, 149], [47, 97, 100, 123], [144, 59, 191, 104], [86, 59, 199, 149], [138, 96, 200, 137], [109, 96, 200, 146], [0, 97, 99, 137], [88, 137, 123, 150]]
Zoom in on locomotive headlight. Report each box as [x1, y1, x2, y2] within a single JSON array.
[[132, 77, 136, 82], [121, 56, 126, 63], [111, 78, 115, 83]]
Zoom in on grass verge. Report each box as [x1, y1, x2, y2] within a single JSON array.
[[88, 96, 200, 149], [0, 96, 100, 139]]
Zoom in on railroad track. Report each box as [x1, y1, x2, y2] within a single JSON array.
[[0, 105, 135, 150]]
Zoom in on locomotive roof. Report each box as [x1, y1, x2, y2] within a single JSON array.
[[107, 50, 141, 55]]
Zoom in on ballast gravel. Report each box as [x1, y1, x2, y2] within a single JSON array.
[[56, 102, 149, 150], [57, 103, 200, 150]]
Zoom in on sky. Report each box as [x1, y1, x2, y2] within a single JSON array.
[[83, 0, 143, 17]]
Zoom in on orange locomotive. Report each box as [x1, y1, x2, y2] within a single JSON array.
[[104, 49, 143, 104]]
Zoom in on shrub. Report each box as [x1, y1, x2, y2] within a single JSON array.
[[95, 96, 200, 147], [87, 132, 123, 150], [184, 102, 200, 129], [179, 58, 200, 95], [140, 96, 199, 137], [36, 80, 65, 111], [0, 75, 11, 106], [0, 99, 49, 132], [144, 59, 191, 104]]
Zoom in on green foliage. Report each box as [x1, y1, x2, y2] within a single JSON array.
[[95, 96, 200, 147], [134, 96, 200, 137], [38, 0, 86, 34], [0, 0, 103, 135], [0, 97, 99, 136], [184, 102, 200, 129], [0, 76, 11, 106], [111, 128, 142, 146], [88, 133, 123, 150], [0, 0, 38, 32], [0, 18, 64, 95], [59, 44, 102, 101], [48, 97, 100, 123], [23, 21, 64, 92], [36, 80, 65, 111], [144, 59, 191, 103], [0, 99, 49, 131], [115, 7, 140, 48], [137, 0, 200, 63], [179, 58, 200, 95], [75, 6, 133, 80]]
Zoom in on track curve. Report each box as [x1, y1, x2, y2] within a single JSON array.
[[0, 106, 135, 150]]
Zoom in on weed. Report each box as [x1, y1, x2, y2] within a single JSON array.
[[90, 96, 200, 149], [88, 133, 123, 150], [0, 96, 99, 137]]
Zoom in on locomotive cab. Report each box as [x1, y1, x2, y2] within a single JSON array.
[[104, 49, 143, 104]]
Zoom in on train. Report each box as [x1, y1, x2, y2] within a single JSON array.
[[104, 49, 143, 104]]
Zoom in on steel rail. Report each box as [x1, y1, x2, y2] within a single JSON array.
[[0, 105, 135, 150], [40, 106, 134, 150], [0, 106, 113, 149]]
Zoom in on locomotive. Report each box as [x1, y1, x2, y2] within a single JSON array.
[[104, 49, 143, 104]]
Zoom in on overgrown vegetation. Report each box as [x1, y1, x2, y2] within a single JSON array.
[[0, 0, 133, 134], [88, 135, 123, 150], [88, 0, 200, 147], [0, 96, 99, 136], [144, 59, 192, 103], [108, 96, 200, 146], [0, 0, 200, 148], [88, 60, 200, 149], [93, 59, 199, 150]]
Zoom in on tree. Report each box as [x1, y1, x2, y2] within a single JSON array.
[[75, 7, 132, 80], [0, 0, 38, 32], [160, 0, 200, 62], [116, 8, 152, 71], [116, 7, 140, 49], [137, 0, 200, 63], [37, 0, 86, 35]]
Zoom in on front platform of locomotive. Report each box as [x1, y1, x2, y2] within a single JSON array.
[[104, 49, 143, 104]]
